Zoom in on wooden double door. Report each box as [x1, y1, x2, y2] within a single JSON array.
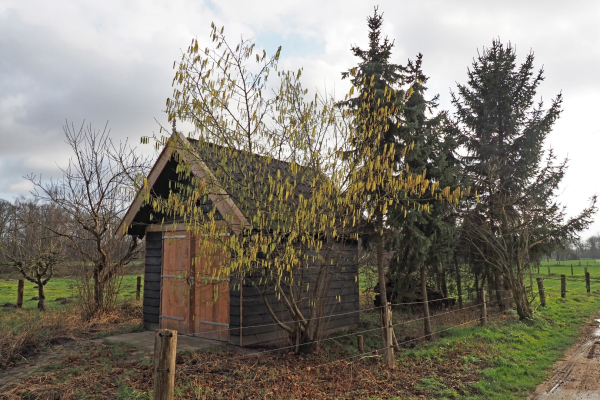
[[159, 231, 230, 341]]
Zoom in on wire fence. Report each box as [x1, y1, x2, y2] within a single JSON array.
[[219, 305, 513, 396]]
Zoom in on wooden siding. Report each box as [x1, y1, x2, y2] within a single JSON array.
[[229, 240, 359, 347], [160, 232, 192, 333], [143, 231, 162, 330]]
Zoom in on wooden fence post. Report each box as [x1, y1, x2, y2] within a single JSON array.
[[136, 276, 142, 301], [561, 275, 566, 298], [153, 329, 177, 400], [536, 278, 546, 307], [357, 334, 364, 353], [547, 265, 551, 276], [571, 265, 574, 276], [480, 288, 488, 327], [17, 279, 24, 308], [586, 272, 591, 294], [385, 302, 394, 369]]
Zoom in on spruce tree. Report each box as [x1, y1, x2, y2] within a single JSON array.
[[386, 55, 463, 337], [339, 8, 464, 352], [453, 40, 596, 319], [339, 7, 406, 366]]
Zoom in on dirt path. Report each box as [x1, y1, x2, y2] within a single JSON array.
[[528, 318, 600, 399]]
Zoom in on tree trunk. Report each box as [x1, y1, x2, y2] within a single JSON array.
[[454, 254, 463, 309], [435, 264, 442, 292], [440, 263, 448, 299], [508, 275, 532, 319], [37, 280, 46, 311], [494, 270, 505, 311], [474, 273, 480, 304], [421, 263, 432, 340], [375, 213, 393, 368], [487, 270, 495, 308], [94, 266, 101, 313]]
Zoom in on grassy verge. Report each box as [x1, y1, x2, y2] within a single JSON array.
[[396, 273, 600, 399], [2, 274, 598, 399]]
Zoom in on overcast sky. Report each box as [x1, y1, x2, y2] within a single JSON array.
[[1, 0, 599, 237]]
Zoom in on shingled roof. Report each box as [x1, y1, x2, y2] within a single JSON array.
[[118, 133, 320, 238]]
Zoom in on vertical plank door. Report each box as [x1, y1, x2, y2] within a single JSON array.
[[193, 235, 230, 341], [160, 232, 192, 334]]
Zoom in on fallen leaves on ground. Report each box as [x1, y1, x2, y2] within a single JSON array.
[[0, 339, 490, 399]]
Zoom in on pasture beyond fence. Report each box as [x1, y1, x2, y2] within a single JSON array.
[[0, 275, 144, 310]]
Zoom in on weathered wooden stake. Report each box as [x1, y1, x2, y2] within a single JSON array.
[[454, 254, 463, 310], [547, 265, 551, 276], [357, 334, 364, 353], [17, 279, 24, 308], [537, 278, 546, 307], [571, 265, 574, 276], [480, 288, 487, 327], [421, 265, 433, 341], [153, 329, 177, 400], [136, 276, 142, 301], [561, 275, 566, 298], [385, 302, 394, 369], [586, 272, 591, 294]]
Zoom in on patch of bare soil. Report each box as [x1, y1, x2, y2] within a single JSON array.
[[529, 317, 600, 399]]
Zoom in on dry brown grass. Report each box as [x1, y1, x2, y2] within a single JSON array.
[[0, 301, 142, 370]]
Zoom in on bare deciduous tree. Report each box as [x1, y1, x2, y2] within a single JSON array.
[[0, 198, 63, 310], [28, 121, 150, 317]]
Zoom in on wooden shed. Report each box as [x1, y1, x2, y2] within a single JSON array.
[[118, 133, 360, 346]]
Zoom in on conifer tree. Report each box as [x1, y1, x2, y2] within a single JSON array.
[[386, 55, 464, 338], [453, 40, 596, 319], [339, 7, 406, 365], [339, 8, 462, 362]]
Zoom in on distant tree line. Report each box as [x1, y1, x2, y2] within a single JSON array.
[[549, 234, 600, 261]]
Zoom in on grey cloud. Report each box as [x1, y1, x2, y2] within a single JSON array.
[[1, 0, 599, 235]]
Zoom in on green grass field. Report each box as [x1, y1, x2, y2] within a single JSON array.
[[0, 275, 143, 310], [540, 258, 600, 274]]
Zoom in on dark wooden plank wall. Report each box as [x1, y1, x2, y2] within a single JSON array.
[[143, 231, 162, 330], [229, 240, 359, 346]]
